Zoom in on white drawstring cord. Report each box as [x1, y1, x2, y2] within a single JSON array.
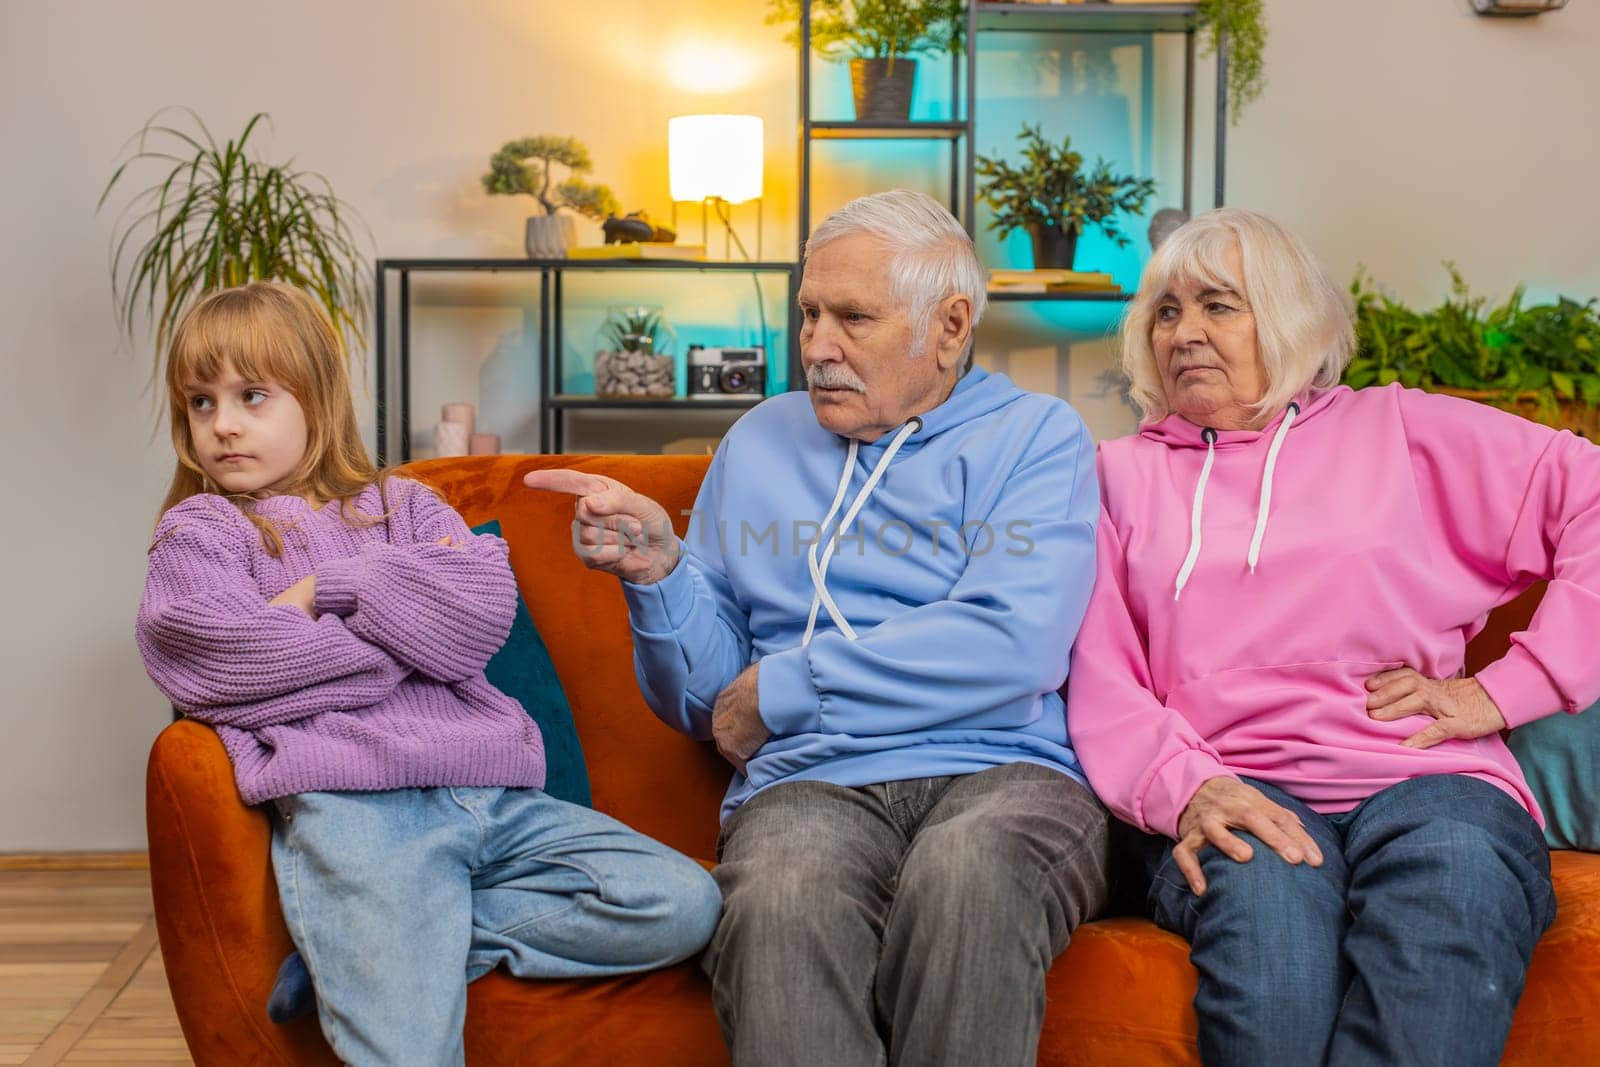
[[1173, 428, 1218, 600], [803, 438, 859, 644], [803, 418, 922, 646], [1246, 402, 1299, 572]]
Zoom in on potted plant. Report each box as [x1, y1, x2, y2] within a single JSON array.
[[767, 0, 965, 122], [99, 109, 371, 381], [593, 305, 676, 399], [1343, 265, 1600, 436], [482, 136, 620, 258], [975, 123, 1157, 270]]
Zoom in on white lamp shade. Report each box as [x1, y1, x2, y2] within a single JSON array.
[[668, 114, 763, 204]]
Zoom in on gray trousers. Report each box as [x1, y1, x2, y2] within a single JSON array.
[[703, 761, 1111, 1067]]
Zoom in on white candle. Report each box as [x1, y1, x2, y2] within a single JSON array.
[[434, 420, 470, 457]]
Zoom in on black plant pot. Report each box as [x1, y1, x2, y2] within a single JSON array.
[[850, 58, 916, 122], [1028, 224, 1080, 270]]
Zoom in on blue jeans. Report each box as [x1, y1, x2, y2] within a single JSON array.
[[1145, 773, 1555, 1067], [270, 787, 722, 1067]]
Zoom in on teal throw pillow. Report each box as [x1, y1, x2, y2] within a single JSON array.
[[472, 519, 592, 807], [1507, 700, 1600, 851]]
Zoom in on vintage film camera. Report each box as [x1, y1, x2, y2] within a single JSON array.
[[687, 344, 766, 396]]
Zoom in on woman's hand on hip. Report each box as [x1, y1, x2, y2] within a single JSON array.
[[1364, 668, 1507, 749], [1173, 777, 1325, 896]]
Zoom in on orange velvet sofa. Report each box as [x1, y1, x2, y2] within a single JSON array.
[[146, 454, 1600, 1065]]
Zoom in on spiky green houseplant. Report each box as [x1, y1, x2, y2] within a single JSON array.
[[481, 136, 619, 220], [601, 306, 668, 354], [767, 0, 964, 120], [976, 123, 1157, 269], [99, 109, 371, 382], [766, 0, 965, 66]]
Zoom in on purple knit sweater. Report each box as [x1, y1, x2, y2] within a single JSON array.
[[136, 480, 546, 804]]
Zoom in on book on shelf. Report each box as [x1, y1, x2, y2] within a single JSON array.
[[987, 268, 1120, 293], [566, 243, 707, 261]]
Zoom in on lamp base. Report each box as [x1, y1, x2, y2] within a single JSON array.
[[671, 197, 763, 262]]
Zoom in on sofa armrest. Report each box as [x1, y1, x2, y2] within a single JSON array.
[[146, 720, 336, 1065]]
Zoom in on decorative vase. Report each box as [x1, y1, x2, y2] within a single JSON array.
[[593, 305, 676, 399], [1027, 223, 1081, 270], [525, 215, 576, 259], [849, 57, 917, 122]]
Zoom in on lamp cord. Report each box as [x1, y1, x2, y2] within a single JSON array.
[[712, 197, 769, 378]]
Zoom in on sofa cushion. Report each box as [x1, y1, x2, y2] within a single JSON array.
[[472, 518, 590, 807], [1509, 702, 1600, 851], [404, 455, 728, 864], [1026, 852, 1600, 1066]]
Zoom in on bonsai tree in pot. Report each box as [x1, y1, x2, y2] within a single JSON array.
[[767, 0, 964, 122], [976, 123, 1157, 270], [1344, 264, 1600, 436], [482, 135, 620, 258], [99, 109, 371, 384]]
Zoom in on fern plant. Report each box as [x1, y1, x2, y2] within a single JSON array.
[[99, 109, 372, 379]]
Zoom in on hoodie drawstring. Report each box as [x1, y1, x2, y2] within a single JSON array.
[[803, 418, 922, 646], [1172, 402, 1300, 599], [1173, 428, 1218, 600], [1247, 401, 1299, 572]]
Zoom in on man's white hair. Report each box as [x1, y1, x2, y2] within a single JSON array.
[[1120, 207, 1354, 426], [806, 189, 988, 359]]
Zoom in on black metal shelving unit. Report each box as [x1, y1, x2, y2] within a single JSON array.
[[373, 257, 799, 465], [797, 1, 1229, 305]]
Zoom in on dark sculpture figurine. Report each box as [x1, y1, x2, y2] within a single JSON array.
[[603, 211, 677, 244]]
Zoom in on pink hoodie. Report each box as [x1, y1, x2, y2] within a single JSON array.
[[1067, 383, 1600, 840]]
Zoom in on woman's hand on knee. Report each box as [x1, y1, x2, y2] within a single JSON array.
[[1173, 777, 1324, 896]]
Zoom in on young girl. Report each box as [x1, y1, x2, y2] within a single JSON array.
[[135, 281, 721, 1066]]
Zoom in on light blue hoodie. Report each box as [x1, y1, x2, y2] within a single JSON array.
[[622, 366, 1099, 819]]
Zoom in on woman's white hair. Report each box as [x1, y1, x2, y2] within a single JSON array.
[[806, 189, 987, 359], [1120, 207, 1354, 426]]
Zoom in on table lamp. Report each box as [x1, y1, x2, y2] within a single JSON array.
[[668, 114, 764, 260]]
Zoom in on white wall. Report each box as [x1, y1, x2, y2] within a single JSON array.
[[1, 0, 1595, 850]]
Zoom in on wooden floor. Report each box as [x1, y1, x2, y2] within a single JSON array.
[[0, 863, 190, 1065]]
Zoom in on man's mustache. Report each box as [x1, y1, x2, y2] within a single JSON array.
[[806, 364, 868, 393]]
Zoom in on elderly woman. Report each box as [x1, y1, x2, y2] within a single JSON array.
[[1067, 208, 1600, 1065]]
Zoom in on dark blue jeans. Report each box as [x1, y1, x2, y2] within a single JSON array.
[[1145, 774, 1555, 1067]]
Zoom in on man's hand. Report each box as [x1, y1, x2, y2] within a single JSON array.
[[712, 664, 769, 774], [1365, 667, 1507, 749], [523, 469, 680, 585], [1172, 777, 1325, 896], [269, 574, 317, 617]]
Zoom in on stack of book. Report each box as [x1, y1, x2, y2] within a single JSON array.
[[567, 243, 707, 261], [987, 268, 1121, 294]]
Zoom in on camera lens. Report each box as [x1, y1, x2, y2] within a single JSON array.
[[721, 368, 748, 392]]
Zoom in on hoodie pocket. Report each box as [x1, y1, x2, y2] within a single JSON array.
[[1163, 659, 1412, 748]]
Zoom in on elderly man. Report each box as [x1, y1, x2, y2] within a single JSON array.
[[527, 189, 1107, 1066]]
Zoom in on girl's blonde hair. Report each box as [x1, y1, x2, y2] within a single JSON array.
[[1120, 207, 1355, 427], [160, 281, 390, 555]]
